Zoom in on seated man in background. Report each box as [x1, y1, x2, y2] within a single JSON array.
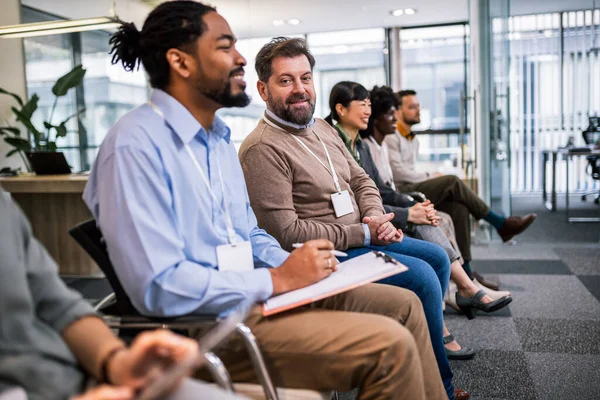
[[385, 89, 536, 283], [0, 190, 240, 400], [84, 2, 443, 399], [239, 37, 470, 400]]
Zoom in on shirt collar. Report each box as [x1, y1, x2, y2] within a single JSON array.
[[149, 89, 231, 144], [335, 123, 362, 147], [366, 136, 381, 149], [265, 108, 316, 131], [397, 122, 415, 141]]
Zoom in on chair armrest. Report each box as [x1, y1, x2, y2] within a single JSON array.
[[102, 314, 221, 330]]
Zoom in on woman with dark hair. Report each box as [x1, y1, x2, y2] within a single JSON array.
[[327, 81, 513, 359]]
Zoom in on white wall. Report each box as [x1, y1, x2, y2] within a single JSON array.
[[0, 0, 27, 171]]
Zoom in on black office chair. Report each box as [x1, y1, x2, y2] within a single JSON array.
[[581, 117, 600, 204], [69, 219, 280, 400]]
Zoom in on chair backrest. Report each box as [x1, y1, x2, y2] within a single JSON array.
[[583, 116, 600, 145], [69, 219, 139, 315]]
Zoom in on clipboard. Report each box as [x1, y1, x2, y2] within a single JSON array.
[[135, 304, 251, 400], [262, 251, 407, 316]]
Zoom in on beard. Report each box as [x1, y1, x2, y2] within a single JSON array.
[[201, 67, 251, 108], [404, 116, 420, 126], [267, 91, 315, 126]]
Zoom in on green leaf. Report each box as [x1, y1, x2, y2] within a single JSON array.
[[43, 122, 53, 130], [4, 136, 31, 152], [0, 126, 20, 136], [46, 142, 57, 152], [0, 88, 24, 106], [11, 107, 42, 140], [55, 122, 68, 138], [52, 64, 86, 97], [6, 148, 20, 157], [21, 94, 39, 119]]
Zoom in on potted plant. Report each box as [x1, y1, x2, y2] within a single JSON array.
[[0, 64, 87, 175]]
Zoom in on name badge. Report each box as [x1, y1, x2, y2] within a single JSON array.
[[331, 190, 354, 218], [216, 241, 254, 272]]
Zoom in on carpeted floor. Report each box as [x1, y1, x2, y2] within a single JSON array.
[[64, 194, 600, 400], [444, 194, 600, 400]]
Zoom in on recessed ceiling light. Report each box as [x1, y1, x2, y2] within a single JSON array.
[[404, 8, 416, 15], [390, 9, 404, 16], [287, 18, 300, 25], [273, 19, 285, 26]]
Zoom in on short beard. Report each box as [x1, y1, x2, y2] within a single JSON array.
[[267, 90, 315, 126], [203, 80, 251, 108], [404, 117, 420, 126]]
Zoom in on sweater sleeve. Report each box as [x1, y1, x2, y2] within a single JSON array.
[[385, 134, 429, 185], [240, 143, 366, 251]]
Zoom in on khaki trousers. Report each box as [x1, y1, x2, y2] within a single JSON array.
[[203, 284, 446, 400], [398, 175, 490, 263]]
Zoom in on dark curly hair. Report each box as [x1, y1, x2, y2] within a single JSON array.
[[109, 0, 216, 89], [360, 85, 396, 138]]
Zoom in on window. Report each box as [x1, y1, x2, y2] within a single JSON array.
[[501, 10, 600, 192], [308, 28, 387, 119], [399, 24, 469, 168], [21, 6, 149, 171], [217, 36, 275, 149], [79, 30, 148, 169]]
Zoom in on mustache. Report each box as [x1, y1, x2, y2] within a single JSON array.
[[229, 67, 245, 77], [286, 93, 312, 104]]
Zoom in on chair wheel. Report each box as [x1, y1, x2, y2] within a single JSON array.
[[582, 195, 587, 201], [595, 197, 600, 205]]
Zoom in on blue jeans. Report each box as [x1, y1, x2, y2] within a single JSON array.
[[345, 236, 454, 399]]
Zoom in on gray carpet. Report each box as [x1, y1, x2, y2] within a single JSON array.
[[64, 195, 600, 400], [444, 195, 600, 400]]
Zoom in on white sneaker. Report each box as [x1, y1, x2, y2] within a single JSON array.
[[473, 278, 511, 300]]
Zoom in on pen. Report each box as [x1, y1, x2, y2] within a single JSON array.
[[292, 243, 348, 257]]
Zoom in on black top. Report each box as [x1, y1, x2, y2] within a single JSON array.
[[335, 127, 416, 229]]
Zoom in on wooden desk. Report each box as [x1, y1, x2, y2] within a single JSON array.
[[0, 174, 98, 276]]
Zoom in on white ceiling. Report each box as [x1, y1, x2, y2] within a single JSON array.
[[21, 0, 598, 39]]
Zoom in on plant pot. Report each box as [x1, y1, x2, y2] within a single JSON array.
[[26, 152, 71, 175]]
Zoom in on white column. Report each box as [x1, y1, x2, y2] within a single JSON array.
[[389, 27, 402, 91], [469, 0, 492, 204], [0, 0, 27, 171]]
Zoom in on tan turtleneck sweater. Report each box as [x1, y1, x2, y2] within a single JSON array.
[[238, 112, 385, 251]]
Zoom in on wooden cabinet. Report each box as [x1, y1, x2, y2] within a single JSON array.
[[0, 174, 99, 276]]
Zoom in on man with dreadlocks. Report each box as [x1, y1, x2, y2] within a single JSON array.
[[84, 1, 445, 399]]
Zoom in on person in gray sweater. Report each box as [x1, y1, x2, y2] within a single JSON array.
[[0, 190, 242, 400]]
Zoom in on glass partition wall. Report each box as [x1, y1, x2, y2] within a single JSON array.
[[399, 24, 470, 174]]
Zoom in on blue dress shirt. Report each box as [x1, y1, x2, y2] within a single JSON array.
[[83, 90, 289, 317]]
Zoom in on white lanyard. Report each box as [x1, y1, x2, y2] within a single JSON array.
[[263, 117, 342, 193], [149, 101, 237, 244]]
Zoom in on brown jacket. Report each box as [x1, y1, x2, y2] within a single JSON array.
[[239, 113, 385, 251]]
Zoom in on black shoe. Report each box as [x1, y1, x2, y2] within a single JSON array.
[[455, 289, 512, 320], [444, 334, 476, 360]]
